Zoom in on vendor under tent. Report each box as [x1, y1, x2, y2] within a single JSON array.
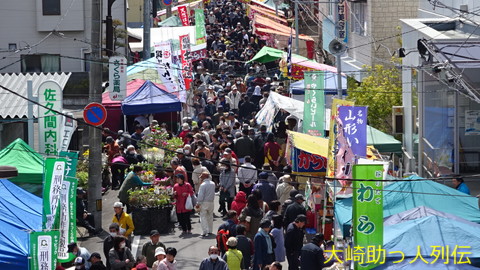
[[334, 178, 480, 236], [0, 138, 43, 184], [0, 179, 42, 270], [121, 80, 182, 115]]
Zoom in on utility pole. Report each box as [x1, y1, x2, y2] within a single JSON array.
[[143, 0, 151, 60], [88, 0, 103, 230], [166, 0, 172, 18], [105, 0, 116, 57], [294, 0, 299, 54]]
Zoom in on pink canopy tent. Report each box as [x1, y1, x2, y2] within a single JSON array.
[[102, 79, 168, 132]]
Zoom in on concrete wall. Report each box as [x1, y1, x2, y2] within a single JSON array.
[[0, 0, 127, 73]]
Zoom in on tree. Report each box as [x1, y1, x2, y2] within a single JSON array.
[[347, 62, 402, 134], [112, 19, 127, 52]]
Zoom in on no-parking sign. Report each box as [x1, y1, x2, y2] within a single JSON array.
[[83, 102, 107, 126]]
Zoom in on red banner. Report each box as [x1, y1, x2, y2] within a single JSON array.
[[178, 6, 190, 26], [179, 34, 192, 89]]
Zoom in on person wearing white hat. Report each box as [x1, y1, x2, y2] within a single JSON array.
[[223, 237, 243, 270], [112, 201, 135, 239], [152, 247, 167, 270]]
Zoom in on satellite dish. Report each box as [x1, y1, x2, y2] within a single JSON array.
[[329, 39, 346, 56]]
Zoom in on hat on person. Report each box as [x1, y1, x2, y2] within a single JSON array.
[[258, 172, 268, 179], [74, 257, 85, 265], [227, 237, 238, 247], [67, 242, 78, 253], [150, 230, 160, 236], [136, 263, 148, 270], [176, 148, 184, 154], [260, 219, 272, 228], [182, 123, 190, 130], [151, 120, 159, 125], [175, 174, 185, 180], [295, 214, 307, 223], [155, 247, 166, 257], [208, 85, 214, 90], [224, 148, 232, 154], [113, 202, 123, 208], [228, 111, 235, 116], [295, 194, 305, 201], [106, 136, 114, 143], [88, 252, 101, 262], [282, 175, 292, 183]]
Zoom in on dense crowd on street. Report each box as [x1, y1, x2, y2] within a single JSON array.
[[65, 1, 336, 270]]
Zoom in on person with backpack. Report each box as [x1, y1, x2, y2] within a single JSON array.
[[238, 194, 264, 240], [216, 227, 230, 256], [223, 237, 244, 270], [218, 210, 238, 237]]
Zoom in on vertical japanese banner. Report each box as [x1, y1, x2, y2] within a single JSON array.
[[179, 34, 193, 91], [38, 81, 63, 156], [109, 56, 127, 101], [303, 71, 325, 137], [174, 57, 187, 103], [326, 99, 354, 177], [57, 177, 77, 262], [59, 151, 79, 178], [352, 164, 383, 270], [178, 6, 190, 26], [59, 112, 77, 152], [154, 41, 179, 94], [29, 231, 60, 270], [194, 9, 207, 45], [287, 29, 293, 76], [338, 106, 367, 157], [43, 158, 66, 230]]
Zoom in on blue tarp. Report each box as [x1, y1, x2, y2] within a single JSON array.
[[0, 179, 42, 269], [334, 179, 480, 235], [289, 71, 347, 95], [121, 80, 182, 115]]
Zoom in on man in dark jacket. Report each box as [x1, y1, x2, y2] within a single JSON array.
[[300, 233, 334, 270], [141, 230, 166, 268], [253, 219, 275, 270], [177, 149, 194, 186], [236, 225, 254, 270], [234, 129, 255, 162], [103, 223, 131, 269], [88, 252, 107, 270], [284, 215, 306, 270], [281, 190, 299, 217], [252, 172, 277, 204], [218, 210, 238, 237], [283, 194, 306, 229]]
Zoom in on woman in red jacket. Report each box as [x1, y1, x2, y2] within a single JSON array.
[[231, 191, 247, 216], [173, 174, 194, 234]]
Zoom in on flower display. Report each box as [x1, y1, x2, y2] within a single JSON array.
[[128, 178, 173, 208]]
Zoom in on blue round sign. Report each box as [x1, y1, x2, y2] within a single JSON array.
[[83, 102, 107, 126], [163, 0, 172, 5]]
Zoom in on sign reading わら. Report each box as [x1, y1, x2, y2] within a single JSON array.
[[109, 56, 127, 101], [352, 164, 383, 270], [83, 102, 107, 126], [39, 80, 63, 156], [303, 71, 325, 137], [30, 231, 60, 270]]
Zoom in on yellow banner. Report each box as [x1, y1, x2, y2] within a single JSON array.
[[326, 98, 354, 177]]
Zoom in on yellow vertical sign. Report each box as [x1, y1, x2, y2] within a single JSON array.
[[326, 98, 354, 177]]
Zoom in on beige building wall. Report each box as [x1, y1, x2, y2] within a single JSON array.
[[128, 0, 144, 25]]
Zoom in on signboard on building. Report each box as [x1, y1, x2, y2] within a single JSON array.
[[336, 0, 348, 43], [465, 110, 480, 135], [38, 80, 63, 156], [109, 56, 127, 101]]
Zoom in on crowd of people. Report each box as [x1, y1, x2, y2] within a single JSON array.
[[67, 0, 336, 269]]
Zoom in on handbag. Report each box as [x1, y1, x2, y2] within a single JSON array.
[[185, 195, 194, 210]]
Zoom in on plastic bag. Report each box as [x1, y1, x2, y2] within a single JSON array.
[[170, 206, 178, 223], [185, 195, 194, 210]]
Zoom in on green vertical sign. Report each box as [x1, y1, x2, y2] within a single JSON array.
[[303, 71, 325, 137], [352, 164, 383, 270], [59, 151, 79, 178], [57, 177, 77, 262], [29, 231, 60, 270], [195, 9, 206, 45], [43, 158, 66, 230]]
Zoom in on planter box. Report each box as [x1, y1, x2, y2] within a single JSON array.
[[131, 205, 173, 235]]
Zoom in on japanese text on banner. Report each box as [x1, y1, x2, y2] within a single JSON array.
[[154, 41, 178, 94], [38, 81, 63, 156], [30, 231, 60, 270], [303, 71, 325, 137], [338, 106, 367, 157]]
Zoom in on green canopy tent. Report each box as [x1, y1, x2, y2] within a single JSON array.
[[367, 125, 402, 153], [0, 138, 43, 184], [158, 15, 183, 27], [246, 46, 284, 63]]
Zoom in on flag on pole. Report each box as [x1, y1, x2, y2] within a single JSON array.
[[287, 28, 293, 76]]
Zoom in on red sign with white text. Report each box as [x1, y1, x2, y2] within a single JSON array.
[[179, 35, 192, 89], [178, 6, 190, 26]]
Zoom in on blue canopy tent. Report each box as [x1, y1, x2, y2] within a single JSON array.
[[374, 214, 480, 268], [289, 71, 347, 95], [0, 179, 42, 269], [334, 178, 480, 235], [121, 80, 182, 115]]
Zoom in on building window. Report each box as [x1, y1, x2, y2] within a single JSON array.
[[21, 54, 61, 73], [43, 0, 61, 15], [83, 53, 91, 72], [351, 2, 367, 36]]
